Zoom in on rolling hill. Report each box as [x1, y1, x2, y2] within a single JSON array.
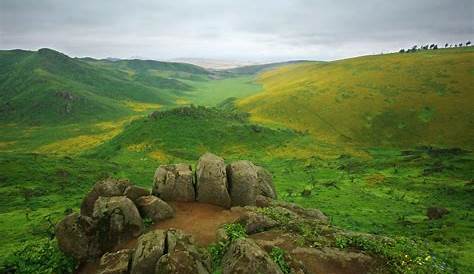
[[0, 49, 210, 124], [238, 48, 474, 149]]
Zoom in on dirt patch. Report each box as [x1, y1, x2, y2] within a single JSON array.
[[154, 202, 242, 246], [76, 202, 241, 273]]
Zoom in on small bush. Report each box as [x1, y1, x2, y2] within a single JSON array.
[[269, 247, 291, 274], [3, 239, 77, 274]]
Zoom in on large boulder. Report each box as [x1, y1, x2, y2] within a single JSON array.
[[55, 213, 100, 261], [155, 229, 211, 274], [81, 178, 132, 217], [256, 166, 277, 199], [124, 185, 150, 204], [135, 195, 175, 222], [237, 210, 279, 234], [196, 153, 231, 208], [98, 249, 135, 274], [131, 230, 167, 274], [227, 161, 259, 206], [222, 238, 283, 274], [93, 196, 144, 252], [152, 164, 195, 202]]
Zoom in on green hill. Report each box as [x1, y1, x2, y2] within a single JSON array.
[[238, 48, 474, 149], [0, 49, 211, 124]]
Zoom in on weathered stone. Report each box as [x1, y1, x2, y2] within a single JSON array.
[[196, 153, 231, 208], [256, 166, 277, 199], [227, 161, 258, 206], [93, 196, 144, 252], [155, 251, 209, 274], [131, 230, 167, 274], [274, 201, 329, 223], [255, 195, 272, 208], [427, 206, 449, 220], [152, 164, 195, 202], [81, 178, 132, 217], [135, 195, 174, 222], [237, 210, 279, 234], [124, 185, 150, 203], [222, 238, 283, 274], [155, 229, 211, 274], [55, 213, 100, 261], [98, 249, 134, 274]]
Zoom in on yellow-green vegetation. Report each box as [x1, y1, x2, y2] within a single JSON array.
[[238, 48, 474, 149]]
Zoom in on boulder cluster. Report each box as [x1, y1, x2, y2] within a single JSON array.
[[152, 152, 277, 208], [55, 153, 278, 273]]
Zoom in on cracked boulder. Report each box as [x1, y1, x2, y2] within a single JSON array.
[[55, 213, 100, 261], [256, 166, 277, 199], [227, 161, 259, 206], [93, 196, 144, 252], [131, 230, 167, 274], [98, 249, 135, 274], [152, 164, 195, 202], [135, 195, 174, 222], [81, 178, 132, 217], [222, 238, 283, 274], [155, 229, 211, 274], [196, 153, 231, 208]]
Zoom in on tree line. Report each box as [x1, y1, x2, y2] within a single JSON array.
[[399, 40, 472, 53]]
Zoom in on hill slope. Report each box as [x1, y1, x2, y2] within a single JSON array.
[[0, 49, 209, 124], [238, 48, 474, 149]]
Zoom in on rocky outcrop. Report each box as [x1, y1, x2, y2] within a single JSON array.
[[81, 179, 132, 217], [131, 230, 167, 274], [236, 210, 278, 234], [55, 213, 100, 261], [124, 186, 150, 203], [222, 238, 283, 274], [255, 166, 277, 199], [135, 195, 174, 222], [196, 153, 231, 208], [152, 164, 195, 202], [156, 229, 211, 274], [227, 161, 259, 206], [98, 249, 135, 274], [93, 196, 144, 252]]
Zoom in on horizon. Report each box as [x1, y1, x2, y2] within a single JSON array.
[[1, 0, 472, 63]]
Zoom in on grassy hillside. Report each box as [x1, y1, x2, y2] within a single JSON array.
[[0, 49, 213, 124], [1, 106, 472, 272], [238, 48, 474, 149]]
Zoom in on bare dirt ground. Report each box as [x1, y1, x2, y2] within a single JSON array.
[[77, 202, 241, 273]]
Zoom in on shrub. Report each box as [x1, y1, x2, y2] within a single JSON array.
[[269, 247, 291, 274], [3, 239, 77, 274]]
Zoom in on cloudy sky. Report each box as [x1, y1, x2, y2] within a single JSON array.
[[0, 0, 472, 62]]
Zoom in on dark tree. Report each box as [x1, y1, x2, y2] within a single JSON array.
[[399, 49, 405, 53], [445, 43, 449, 48], [433, 45, 438, 49], [467, 41, 472, 46]]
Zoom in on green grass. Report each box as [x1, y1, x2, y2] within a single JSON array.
[[1, 48, 473, 273]]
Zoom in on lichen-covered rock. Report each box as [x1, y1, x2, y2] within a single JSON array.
[[55, 213, 100, 261], [237, 210, 279, 234], [256, 166, 277, 199], [152, 164, 195, 202], [131, 230, 167, 274], [135, 195, 174, 222], [227, 161, 259, 206], [222, 238, 283, 274], [155, 251, 209, 274], [124, 185, 150, 203], [93, 196, 144, 252], [81, 178, 132, 217], [98, 249, 135, 274], [155, 229, 211, 274], [274, 201, 329, 223], [196, 153, 231, 208]]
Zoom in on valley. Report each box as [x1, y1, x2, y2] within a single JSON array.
[[0, 47, 473, 273]]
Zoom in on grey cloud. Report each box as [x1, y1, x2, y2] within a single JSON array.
[[0, 0, 472, 61]]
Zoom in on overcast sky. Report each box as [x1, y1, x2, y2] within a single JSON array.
[[0, 0, 472, 62]]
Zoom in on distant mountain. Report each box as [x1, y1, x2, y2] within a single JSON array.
[[0, 48, 210, 124], [170, 58, 259, 70], [238, 48, 474, 149], [223, 60, 314, 75]]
